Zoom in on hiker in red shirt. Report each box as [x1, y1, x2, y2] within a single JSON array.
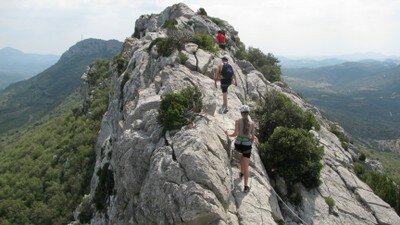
[[216, 30, 226, 51]]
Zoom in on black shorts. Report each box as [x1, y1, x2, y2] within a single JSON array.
[[234, 143, 252, 158], [221, 79, 231, 93], [219, 44, 226, 50]]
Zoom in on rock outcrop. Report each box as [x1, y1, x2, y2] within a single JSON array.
[[78, 3, 400, 225]]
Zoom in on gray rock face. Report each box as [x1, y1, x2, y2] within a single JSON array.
[[79, 3, 400, 225]]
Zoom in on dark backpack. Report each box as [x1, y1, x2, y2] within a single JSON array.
[[221, 63, 234, 80]]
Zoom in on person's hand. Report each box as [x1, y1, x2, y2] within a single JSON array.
[[224, 130, 229, 136]]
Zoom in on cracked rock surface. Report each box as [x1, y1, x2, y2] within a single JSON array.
[[83, 3, 399, 225]]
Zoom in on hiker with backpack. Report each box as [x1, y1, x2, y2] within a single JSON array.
[[225, 105, 255, 193], [214, 56, 237, 113], [216, 30, 226, 52]]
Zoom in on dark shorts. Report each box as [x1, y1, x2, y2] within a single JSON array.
[[219, 44, 226, 50], [221, 79, 231, 93], [234, 143, 252, 158]]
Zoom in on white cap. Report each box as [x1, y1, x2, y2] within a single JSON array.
[[240, 105, 250, 113]]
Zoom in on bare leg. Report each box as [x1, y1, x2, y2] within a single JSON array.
[[242, 156, 250, 187], [223, 92, 228, 108]]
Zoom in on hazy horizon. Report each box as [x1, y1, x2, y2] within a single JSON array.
[[1, 0, 399, 57]]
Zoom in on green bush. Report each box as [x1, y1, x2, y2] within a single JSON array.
[[197, 8, 207, 16], [325, 197, 335, 207], [148, 37, 179, 57], [192, 33, 218, 53], [329, 124, 350, 150], [93, 163, 115, 211], [260, 127, 323, 188], [210, 17, 224, 26], [78, 195, 93, 223], [112, 55, 128, 74], [359, 152, 366, 161], [159, 86, 202, 131], [162, 19, 178, 29], [178, 52, 189, 64], [354, 161, 400, 214], [256, 90, 320, 141]]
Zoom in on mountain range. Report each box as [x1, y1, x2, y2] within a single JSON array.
[[283, 60, 400, 146], [0, 47, 59, 89], [0, 3, 399, 225], [0, 39, 122, 134]]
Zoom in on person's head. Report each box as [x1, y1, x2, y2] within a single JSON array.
[[240, 105, 250, 117], [222, 56, 228, 62]]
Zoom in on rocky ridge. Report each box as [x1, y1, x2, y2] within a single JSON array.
[[76, 3, 400, 225]]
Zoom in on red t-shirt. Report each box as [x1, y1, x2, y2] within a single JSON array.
[[217, 33, 226, 44]]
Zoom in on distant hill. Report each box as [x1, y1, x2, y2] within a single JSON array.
[[283, 61, 400, 142], [279, 57, 347, 68], [0, 47, 59, 89], [0, 39, 122, 134]]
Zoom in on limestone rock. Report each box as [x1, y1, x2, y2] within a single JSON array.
[[80, 3, 400, 225]]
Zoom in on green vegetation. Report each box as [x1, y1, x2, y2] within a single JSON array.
[[360, 148, 400, 181], [148, 37, 179, 57], [0, 39, 121, 135], [77, 195, 93, 224], [236, 46, 282, 82], [256, 90, 320, 141], [162, 19, 178, 29], [283, 62, 400, 140], [112, 54, 128, 74], [329, 124, 350, 150], [192, 33, 219, 53], [256, 90, 323, 189], [325, 197, 335, 207], [197, 8, 207, 16], [210, 17, 224, 26], [0, 60, 112, 225], [158, 86, 202, 131], [93, 163, 115, 211], [260, 127, 324, 188], [178, 52, 189, 65], [354, 160, 400, 215]]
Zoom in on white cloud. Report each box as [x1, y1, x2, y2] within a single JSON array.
[[0, 0, 399, 56]]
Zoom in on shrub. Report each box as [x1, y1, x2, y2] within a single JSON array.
[[359, 152, 366, 161], [93, 163, 115, 211], [78, 195, 93, 223], [148, 37, 179, 57], [210, 17, 224, 26], [159, 86, 202, 131], [248, 48, 282, 82], [162, 19, 178, 29], [260, 127, 324, 189], [178, 52, 189, 65], [197, 8, 207, 16], [112, 55, 128, 74], [329, 124, 350, 150], [255, 90, 320, 141], [192, 33, 218, 53], [325, 197, 335, 207]]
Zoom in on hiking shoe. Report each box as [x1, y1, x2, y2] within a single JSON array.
[[223, 107, 229, 114], [244, 186, 250, 193], [239, 172, 243, 179]]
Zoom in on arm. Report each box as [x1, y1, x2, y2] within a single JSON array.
[[214, 63, 222, 87], [225, 120, 239, 137]]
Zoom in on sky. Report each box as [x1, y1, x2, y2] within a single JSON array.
[[1, 0, 399, 57]]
